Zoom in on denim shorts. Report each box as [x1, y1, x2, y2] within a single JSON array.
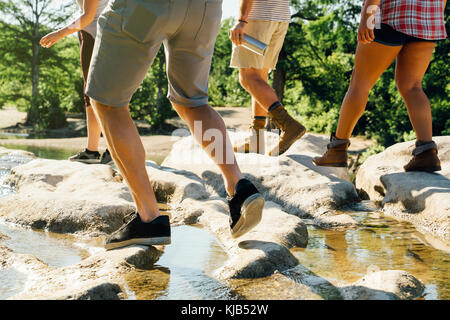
[[374, 23, 436, 47], [86, 0, 223, 108]]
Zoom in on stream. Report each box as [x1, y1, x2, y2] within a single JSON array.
[[0, 146, 448, 300]]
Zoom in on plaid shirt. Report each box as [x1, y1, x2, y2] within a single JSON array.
[[370, 0, 447, 40]]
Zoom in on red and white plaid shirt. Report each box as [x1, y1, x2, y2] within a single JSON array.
[[370, 0, 447, 40]]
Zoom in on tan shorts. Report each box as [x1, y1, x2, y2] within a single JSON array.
[[230, 20, 289, 70], [86, 0, 222, 108]]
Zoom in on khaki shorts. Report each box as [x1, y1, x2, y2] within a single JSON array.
[[86, 0, 222, 108], [230, 20, 289, 70]]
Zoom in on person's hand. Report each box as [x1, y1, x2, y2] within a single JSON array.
[[229, 20, 247, 46], [357, 7, 377, 44], [40, 30, 66, 48]]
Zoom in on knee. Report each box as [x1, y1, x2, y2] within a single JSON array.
[[346, 81, 371, 100], [239, 71, 262, 91], [396, 78, 423, 97]]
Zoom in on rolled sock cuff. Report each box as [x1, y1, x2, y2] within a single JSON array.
[[268, 101, 282, 112], [253, 116, 267, 121], [412, 141, 437, 156]]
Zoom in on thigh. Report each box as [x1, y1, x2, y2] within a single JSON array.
[[79, 30, 95, 82], [395, 41, 436, 88], [164, 1, 222, 108], [263, 22, 288, 69], [86, 8, 161, 108], [230, 20, 275, 69], [350, 41, 402, 89]]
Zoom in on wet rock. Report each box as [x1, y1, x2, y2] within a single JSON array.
[[0, 159, 136, 236], [342, 270, 425, 300], [312, 211, 359, 229], [163, 132, 358, 222], [0, 147, 35, 169], [145, 161, 209, 204], [1, 244, 163, 300], [356, 136, 450, 242], [54, 283, 123, 300]]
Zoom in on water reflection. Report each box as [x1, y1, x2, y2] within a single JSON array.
[[124, 225, 240, 300], [292, 205, 450, 300]]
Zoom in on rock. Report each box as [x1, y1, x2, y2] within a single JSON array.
[[342, 270, 425, 300], [0, 159, 135, 236], [356, 136, 450, 241], [0, 232, 10, 241], [145, 161, 209, 204], [312, 212, 359, 229], [0, 146, 35, 169], [163, 132, 358, 222], [172, 198, 308, 279], [1, 244, 163, 300]]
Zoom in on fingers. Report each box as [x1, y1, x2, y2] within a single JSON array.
[[229, 23, 245, 46], [40, 35, 53, 48], [230, 29, 244, 46], [358, 28, 375, 44]]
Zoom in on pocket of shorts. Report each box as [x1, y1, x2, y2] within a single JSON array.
[[122, 0, 170, 43], [194, 0, 223, 43]]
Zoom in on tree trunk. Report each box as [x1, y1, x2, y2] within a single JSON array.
[[26, 2, 40, 125], [272, 47, 287, 103]]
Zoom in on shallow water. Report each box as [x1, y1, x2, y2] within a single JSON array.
[[0, 147, 449, 300]]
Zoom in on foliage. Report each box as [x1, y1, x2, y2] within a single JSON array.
[[357, 144, 386, 166], [0, 0, 448, 140], [128, 48, 176, 130]]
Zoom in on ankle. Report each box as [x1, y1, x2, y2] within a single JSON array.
[[138, 211, 160, 223], [85, 148, 99, 154]]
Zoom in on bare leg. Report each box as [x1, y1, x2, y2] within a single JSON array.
[[335, 42, 402, 139], [172, 103, 243, 196], [239, 68, 278, 110], [90, 100, 160, 222], [249, 69, 270, 117], [85, 105, 102, 152], [395, 41, 435, 142]]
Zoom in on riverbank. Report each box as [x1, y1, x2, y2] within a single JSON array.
[[0, 106, 374, 165]]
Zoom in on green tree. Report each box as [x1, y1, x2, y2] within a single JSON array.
[[0, 0, 75, 126]]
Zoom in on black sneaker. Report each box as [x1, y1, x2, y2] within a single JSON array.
[[68, 149, 101, 164], [104, 213, 171, 250], [100, 149, 114, 165], [227, 179, 265, 238]]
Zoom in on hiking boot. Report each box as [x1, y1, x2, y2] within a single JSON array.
[[227, 178, 265, 238], [68, 149, 101, 164], [267, 106, 306, 156], [104, 213, 171, 250], [234, 117, 266, 154], [313, 133, 350, 167], [100, 149, 114, 165], [404, 140, 441, 173]]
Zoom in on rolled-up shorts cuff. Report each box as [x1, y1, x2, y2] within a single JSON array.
[[85, 90, 130, 108], [167, 95, 209, 108]]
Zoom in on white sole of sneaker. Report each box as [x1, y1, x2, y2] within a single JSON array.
[[69, 158, 100, 164], [104, 236, 171, 250], [231, 193, 264, 239]]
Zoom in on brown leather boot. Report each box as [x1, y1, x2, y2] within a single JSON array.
[[313, 133, 350, 167], [234, 117, 266, 154], [404, 140, 441, 172], [267, 106, 306, 156]]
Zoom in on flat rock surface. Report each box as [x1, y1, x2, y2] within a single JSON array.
[[356, 136, 450, 241], [1, 244, 163, 300], [163, 132, 359, 224], [0, 159, 135, 236]]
